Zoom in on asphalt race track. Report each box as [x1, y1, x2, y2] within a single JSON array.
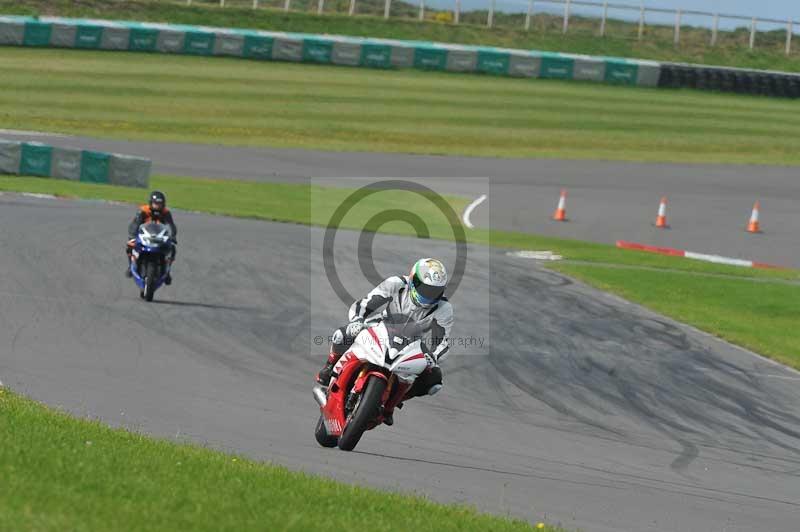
[[3, 132, 799, 267], [2, 193, 800, 532]]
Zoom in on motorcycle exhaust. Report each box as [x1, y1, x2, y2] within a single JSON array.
[[428, 384, 442, 396], [312, 385, 327, 408]]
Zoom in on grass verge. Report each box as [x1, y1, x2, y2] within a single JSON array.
[[4, 0, 800, 72], [2, 173, 799, 370], [4, 48, 800, 164], [0, 388, 556, 531]]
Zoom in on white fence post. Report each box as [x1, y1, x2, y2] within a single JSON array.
[[187, 0, 192, 6], [710, 13, 719, 46], [419, 0, 425, 21], [384, 0, 391, 19], [253, 0, 259, 8], [525, 0, 534, 31], [674, 9, 681, 47], [284, 0, 291, 12], [600, 0, 608, 37], [219, 0, 225, 6], [563, 0, 571, 34], [488, 0, 495, 28], [454, 0, 460, 24], [317, 0, 324, 14], [348, 0, 356, 15], [637, 6, 645, 40], [749, 18, 757, 49], [787, 19, 794, 56]]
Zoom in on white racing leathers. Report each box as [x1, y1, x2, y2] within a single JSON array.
[[348, 276, 454, 362]]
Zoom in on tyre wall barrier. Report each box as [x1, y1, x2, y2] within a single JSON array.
[[657, 62, 800, 98], [0, 140, 151, 188], [0, 15, 660, 88]]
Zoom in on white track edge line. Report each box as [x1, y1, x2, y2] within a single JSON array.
[[462, 194, 487, 229]]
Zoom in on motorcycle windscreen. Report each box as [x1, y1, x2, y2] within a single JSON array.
[[381, 315, 428, 348], [140, 222, 171, 238], [139, 222, 172, 248]]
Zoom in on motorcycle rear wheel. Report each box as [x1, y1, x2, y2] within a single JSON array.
[[337, 376, 386, 451], [314, 415, 338, 448]]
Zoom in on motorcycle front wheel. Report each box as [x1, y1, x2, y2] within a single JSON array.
[[143, 260, 158, 302], [337, 376, 387, 451]]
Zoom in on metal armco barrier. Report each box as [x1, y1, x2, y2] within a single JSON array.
[[0, 140, 151, 188]]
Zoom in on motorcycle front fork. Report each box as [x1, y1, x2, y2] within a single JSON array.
[[130, 256, 171, 276], [344, 390, 359, 413]]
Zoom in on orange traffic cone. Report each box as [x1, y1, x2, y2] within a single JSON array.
[[747, 201, 761, 233], [553, 189, 567, 222], [655, 197, 669, 229]]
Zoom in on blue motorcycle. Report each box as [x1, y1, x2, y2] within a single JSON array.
[[129, 222, 174, 302]]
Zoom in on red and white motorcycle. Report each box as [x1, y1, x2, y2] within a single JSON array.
[[312, 317, 433, 451]]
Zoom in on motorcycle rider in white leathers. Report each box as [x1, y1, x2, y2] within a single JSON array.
[[317, 258, 453, 425]]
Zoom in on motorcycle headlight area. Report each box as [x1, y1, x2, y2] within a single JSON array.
[[139, 229, 170, 247]]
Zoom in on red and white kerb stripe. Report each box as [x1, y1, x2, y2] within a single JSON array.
[[616, 241, 783, 270]]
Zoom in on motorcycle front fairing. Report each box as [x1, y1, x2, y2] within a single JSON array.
[[354, 328, 428, 381], [130, 222, 173, 289], [321, 322, 430, 436]]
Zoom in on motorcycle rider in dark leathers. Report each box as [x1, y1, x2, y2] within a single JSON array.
[[125, 190, 177, 284]]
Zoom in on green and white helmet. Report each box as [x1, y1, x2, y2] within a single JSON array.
[[409, 258, 448, 306]]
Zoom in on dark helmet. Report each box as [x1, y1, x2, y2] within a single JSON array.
[[149, 190, 166, 217]]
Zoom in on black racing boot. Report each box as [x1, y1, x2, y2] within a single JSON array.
[[317, 344, 345, 386], [383, 402, 402, 426], [164, 259, 174, 285], [125, 246, 134, 278], [316, 359, 336, 387]]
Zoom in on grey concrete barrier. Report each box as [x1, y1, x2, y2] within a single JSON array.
[[5, 15, 798, 97], [0, 139, 150, 188], [0, 15, 661, 89]]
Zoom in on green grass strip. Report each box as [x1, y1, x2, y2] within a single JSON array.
[[4, 48, 800, 165], [0, 388, 558, 531]]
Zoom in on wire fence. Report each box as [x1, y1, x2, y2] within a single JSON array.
[[186, 0, 798, 55]]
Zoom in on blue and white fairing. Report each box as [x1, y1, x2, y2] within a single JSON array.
[[130, 222, 173, 290]]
